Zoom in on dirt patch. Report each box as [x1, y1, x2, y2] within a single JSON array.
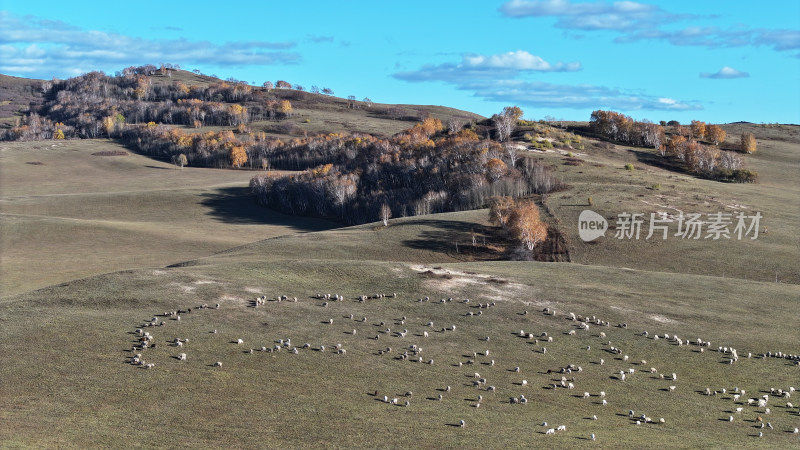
[[170, 282, 196, 293], [650, 314, 677, 324], [92, 150, 128, 156], [410, 265, 534, 302], [219, 294, 247, 305]]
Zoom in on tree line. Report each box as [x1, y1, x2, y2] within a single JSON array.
[[250, 116, 564, 225], [590, 110, 758, 182]]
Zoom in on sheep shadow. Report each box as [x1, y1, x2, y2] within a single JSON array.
[[445, 423, 463, 428]]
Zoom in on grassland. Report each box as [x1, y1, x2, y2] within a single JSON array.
[[1, 259, 798, 448], [536, 122, 800, 284], [1, 119, 798, 448], [0, 139, 337, 296]]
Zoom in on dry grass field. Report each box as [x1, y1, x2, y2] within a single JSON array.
[[1, 120, 798, 448]]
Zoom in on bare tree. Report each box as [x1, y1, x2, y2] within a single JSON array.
[[380, 203, 392, 226], [504, 143, 520, 167], [447, 117, 466, 135]]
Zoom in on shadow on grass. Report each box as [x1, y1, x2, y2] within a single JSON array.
[[199, 186, 340, 230], [397, 219, 513, 261]]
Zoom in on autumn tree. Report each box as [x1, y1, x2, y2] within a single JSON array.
[[492, 106, 523, 142], [172, 153, 188, 168], [276, 80, 291, 89], [380, 202, 392, 226], [488, 196, 515, 228], [263, 81, 274, 90], [230, 145, 248, 167], [508, 201, 548, 250], [690, 120, 706, 140], [278, 100, 293, 118], [705, 124, 726, 146], [486, 158, 508, 182], [740, 132, 757, 153]]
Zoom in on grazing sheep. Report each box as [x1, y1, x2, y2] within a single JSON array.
[[602, 399, 608, 406], [236, 339, 244, 345], [545, 428, 555, 435], [178, 353, 187, 361], [583, 392, 591, 399]]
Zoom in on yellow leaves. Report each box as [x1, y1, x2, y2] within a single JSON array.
[[176, 82, 190, 95], [230, 145, 248, 168], [740, 132, 757, 153], [485, 158, 508, 182], [490, 197, 547, 250], [690, 120, 706, 139], [705, 125, 726, 145], [278, 100, 292, 114], [311, 163, 334, 178], [456, 128, 480, 142], [54, 129, 65, 140], [102, 116, 115, 136], [177, 134, 194, 149]]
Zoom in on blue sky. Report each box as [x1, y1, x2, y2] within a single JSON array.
[[1, 0, 798, 123]]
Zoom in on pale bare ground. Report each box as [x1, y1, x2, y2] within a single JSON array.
[[409, 264, 555, 306]]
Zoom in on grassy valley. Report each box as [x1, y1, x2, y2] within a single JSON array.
[[1, 69, 798, 448]]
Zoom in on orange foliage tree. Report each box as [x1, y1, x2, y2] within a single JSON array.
[[508, 200, 548, 250], [690, 120, 706, 140], [705, 124, 726, 145], [740, 132, 757, 153], [230, 145, 248, 168]]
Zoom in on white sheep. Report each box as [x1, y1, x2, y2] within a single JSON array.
[[214, 361, 222, 367], [545, 428, 555, 435], [178, 353, 187, 361], [237, 339, 244, 345]]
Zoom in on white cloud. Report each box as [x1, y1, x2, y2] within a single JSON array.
[[394, 50, 580, 83], [459, 80, 701, 111], [499, 0, 800, 53], [700, 66, 750, 79], [463, 50, 580, 71], [0, 12, 301, 79]]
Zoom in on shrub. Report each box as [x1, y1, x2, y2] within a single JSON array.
[[652, 183, 661, 190], [624, 163, 635, 171]]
